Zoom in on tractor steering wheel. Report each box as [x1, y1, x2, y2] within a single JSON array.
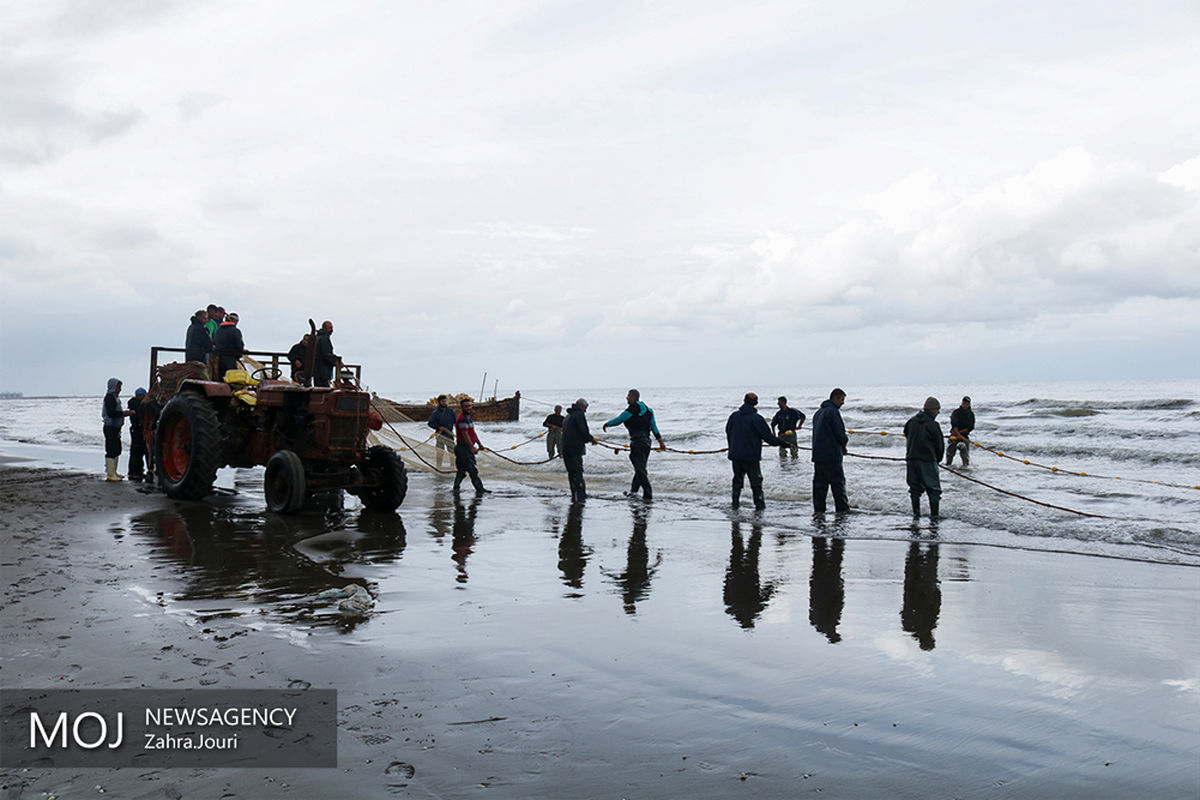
[[250, 366, 282, 382]]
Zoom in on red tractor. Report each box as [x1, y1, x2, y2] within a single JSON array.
[[145, 342, 406, 514]]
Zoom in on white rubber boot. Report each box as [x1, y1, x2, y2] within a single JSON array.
[[105, 457, 125, 481]]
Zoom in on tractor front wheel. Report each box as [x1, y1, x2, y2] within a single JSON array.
[[155, 392, 222, 500], [359, 446, 408, 511]]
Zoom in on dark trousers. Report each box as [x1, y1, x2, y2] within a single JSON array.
[[103, 425, 122, 458], [731, 459, 764, 508], [453, 443, 485, 493], [906, 460, 941, 513], [813, 461, 849, 512], [629, 442, 652, 498], [128, 429, 148, 476], [217, 354, 240, 380], [563, 453, 586, 500]]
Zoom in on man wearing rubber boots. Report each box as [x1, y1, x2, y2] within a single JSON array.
[[725, 392, 785, 510], [428, 394, 457, 470], [904, 396, 945, 518], [604, 389, 665, 500], [812, 388, 850, 513], [453, 398, 490, 496], [945, 396, 975, 467]]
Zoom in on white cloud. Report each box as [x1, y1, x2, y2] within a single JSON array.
[[1, 1, 1198, 393]]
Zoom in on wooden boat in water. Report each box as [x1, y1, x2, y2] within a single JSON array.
[[373, 391, 520, 423]]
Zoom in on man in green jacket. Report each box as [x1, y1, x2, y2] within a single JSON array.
[[904, 397, 945, 517]]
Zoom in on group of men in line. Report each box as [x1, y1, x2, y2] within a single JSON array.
[[722, 390, 975, 516], [184, 305, 340, 387], [440, 387, 974, 516], [524, 390, 973, 517]]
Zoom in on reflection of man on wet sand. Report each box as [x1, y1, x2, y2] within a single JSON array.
[[901, 542, 941, 650], [723, 521, 777, 629], [557, 501, 589, 592], [809, 537, 845, 643], [602, 507, 660, 615], [451, 496, 481, 584]]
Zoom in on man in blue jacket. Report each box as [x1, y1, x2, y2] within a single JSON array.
[[725, 392, 785, 510], [604, 389, 666, 500], [427, 394, 458, 470], [811, 388, 850, 513]]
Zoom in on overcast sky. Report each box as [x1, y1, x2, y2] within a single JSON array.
[[2, 0, 1198, 397]]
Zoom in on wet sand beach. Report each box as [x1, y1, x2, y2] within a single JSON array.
[[1, 463, 1198, 799]]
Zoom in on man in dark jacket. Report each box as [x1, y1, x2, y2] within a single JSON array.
[[945, 396, 975, 467], [428, 394, 458, 470], [212, 312, 247, 380], [904, 396, 945, 517], [725, 392, 785, 510], [184, 310, 212, 364], [287, 334, 311, 386], [543, 405, 564, 459], [603, 389, 666, 500], [771, 396, 806, 458], [102, 378, 133, 481], [126, 388, 150, 480], [561, 398, 597, 502], [811, 388, 850, 513], [313, 320, 338, 387]]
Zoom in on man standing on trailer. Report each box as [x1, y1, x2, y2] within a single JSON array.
[[313, 320, 338, 387]]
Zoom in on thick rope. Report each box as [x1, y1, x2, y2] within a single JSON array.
[[845, 428, 1199, 491], [939, 464, 1114, 519]]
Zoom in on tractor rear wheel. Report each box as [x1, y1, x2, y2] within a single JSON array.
[[155, 392, 222, 500], [264, 450, 306, 514], [359, 446, 408, 511]]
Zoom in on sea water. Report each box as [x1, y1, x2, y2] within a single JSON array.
[[2, 379, 1198, 565]]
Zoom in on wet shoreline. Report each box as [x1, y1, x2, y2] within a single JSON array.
[[1, 463, 1198, 798]]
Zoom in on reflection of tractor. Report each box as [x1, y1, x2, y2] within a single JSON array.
[[144, 333, 406, 514]]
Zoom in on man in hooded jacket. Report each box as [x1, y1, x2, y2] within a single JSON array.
[[185, 310, 212, 364], [102, 378, 133, 481], [725, 393, 785, 510], [904, 396, 945, 517]]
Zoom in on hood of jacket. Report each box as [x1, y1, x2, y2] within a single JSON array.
[[106, 377, 120, 394]]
